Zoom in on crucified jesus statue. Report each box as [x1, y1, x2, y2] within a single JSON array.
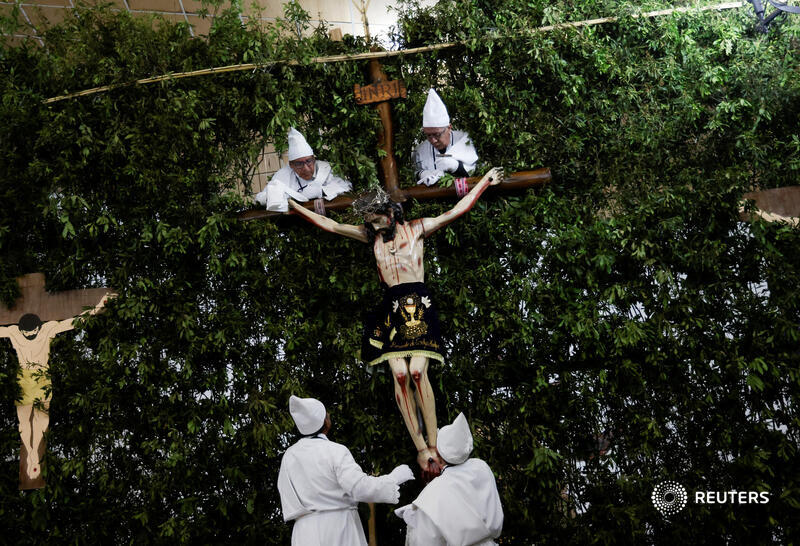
[[0, 292, 113, 484], [288, 166, 503, 479]]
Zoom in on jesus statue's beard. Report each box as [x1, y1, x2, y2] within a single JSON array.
[[378, 221, 397, 243]]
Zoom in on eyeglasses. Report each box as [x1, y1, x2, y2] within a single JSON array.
[[290, 157, 315, 168], [422, 127, 449, 141]]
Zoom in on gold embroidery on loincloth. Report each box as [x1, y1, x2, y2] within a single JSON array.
[[397, 294, 428, 339]]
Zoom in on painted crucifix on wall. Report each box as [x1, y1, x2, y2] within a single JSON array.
[[0, 273, 115, 490]]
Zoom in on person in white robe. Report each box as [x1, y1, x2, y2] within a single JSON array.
[[395, 413, 503, 546], [413, 89, 479, 186], [278, 395, 415, 546], [255, 128, 352, 212]]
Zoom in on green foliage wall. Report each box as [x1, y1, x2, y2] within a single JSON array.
[[1, 1, 799, 543]]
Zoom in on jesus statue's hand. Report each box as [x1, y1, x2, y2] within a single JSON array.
[[487, 167, 504, 186]]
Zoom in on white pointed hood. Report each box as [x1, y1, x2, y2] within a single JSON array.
[[289, 395, 326, 435], [422, 88, 450, 127], [287, 127, 314, 161], [437, 412, 473, 465]]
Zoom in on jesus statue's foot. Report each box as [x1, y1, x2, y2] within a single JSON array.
[[27, 454, 41, 479], [417, 448, 443, 482]]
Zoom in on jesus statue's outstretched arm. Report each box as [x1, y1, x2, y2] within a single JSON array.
[[288, 199, 369, 243], [421, 167, 503, 235]]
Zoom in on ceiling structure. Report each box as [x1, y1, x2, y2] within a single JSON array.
[[1, 0, 410, 46]]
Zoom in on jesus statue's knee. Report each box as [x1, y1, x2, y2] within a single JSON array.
[[409, 359, 428, 376]]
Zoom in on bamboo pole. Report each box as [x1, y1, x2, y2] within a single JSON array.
[[42, 2, 744, 104], [237, 168, 551, 221], [41, 44, 459, 104], [535, 1, 743, 32], [352, 0, 372, 43]]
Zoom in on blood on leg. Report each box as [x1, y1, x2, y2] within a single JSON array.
[[409, 356, 438, 448], [388, 358, 426, 451]]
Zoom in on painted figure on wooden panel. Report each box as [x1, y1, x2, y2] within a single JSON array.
[[1, 292, 113, 487]]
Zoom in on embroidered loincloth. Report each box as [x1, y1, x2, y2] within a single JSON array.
[[362, 282, 444, 366]]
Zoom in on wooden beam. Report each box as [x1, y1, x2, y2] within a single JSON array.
[[367, 57, 402, 197], [238, 168, 551, 221], [739, 186, 800, 226], [0, 273, 111, 325], [742, 187, 800, 218]]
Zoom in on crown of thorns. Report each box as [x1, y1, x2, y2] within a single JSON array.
[[352, 187, 393, 216]]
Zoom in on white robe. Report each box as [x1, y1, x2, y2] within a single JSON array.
[[413, 130, 479, 181], [255, 160, 352, 212], [395, 458, 503, 546], [278, 434, 400, 546]]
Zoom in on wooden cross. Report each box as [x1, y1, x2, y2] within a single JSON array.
[[0, 273, 109, 325], [0, 272, 113, 490], [359, 56, 405, 199], [247, 54, 551, 546], [740, 187, 800, 225], [241, 56, 551, 221]]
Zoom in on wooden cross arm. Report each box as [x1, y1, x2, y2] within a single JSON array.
[[739, 186, 800, 224], [239, 168, 551, 221], [0, 272, 116, 325], [399, 168, 550, 201]]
